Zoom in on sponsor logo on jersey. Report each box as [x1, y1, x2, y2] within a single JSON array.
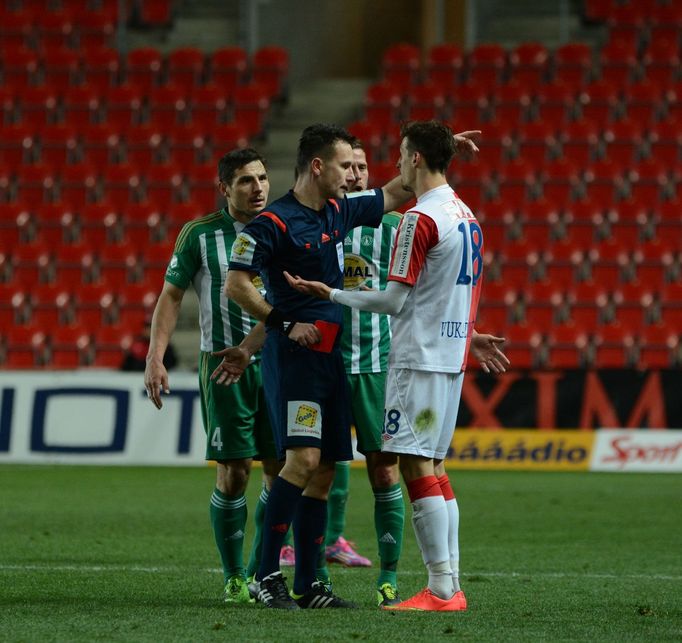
[[361, 234, 374, 247], [346, 188, 376, 199], [230, 232, 256, 265], [390, 212, 419, 279], [295, 404, 318, 428], [169, 254, 179, 269], [252, 275, 265, 295], [440, 320, 472, 339], [343, 254, 374, 290]]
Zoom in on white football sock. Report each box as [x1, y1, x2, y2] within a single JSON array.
[[444, 497, 461, 592]]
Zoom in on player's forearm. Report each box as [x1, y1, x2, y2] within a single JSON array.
[[225, 270, 272, 321], [240, 322, 266, 356], [381, 176, 413, 213], [330, 281, 411, 315], [146, 288, 183, 363]]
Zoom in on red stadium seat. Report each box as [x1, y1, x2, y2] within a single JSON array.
[[404, 83, 447, 121], [558, 120, 600, 165], [101, 164, 143, 209], [98, 241, 140, 284], [79, 123, 122, 172], [36, 201, 78, 245], [1, 47, 39, 89], [503, 323, 545, 369], [0, 9, 34, 50], [59, 164, 98, 209], [508, 42, 549, 86], [167, 47, 205, 86], [208, 47, 248, 93], [632, 239, 679, 285], [0, 283, 30, 327], [80, 46, 120, 92], [533, 82, 576, 124], [648, 120, 682, 167], [17, 85, 59, 128], [41, 46, 80, 88], [638, 325, 679, 369], [0, 203, 32, 248], [425, 43, 464, 87], [381, 42, 421, 91], [364, 81, 403, 124], [0, 124, 35, 165], [133, 0, 174, 29], [210, 122, 250, 157], [612, 281, 657, 327], [104, 83, 144, 128], [606, 4, 647, 49], [53, 243, 97, 284], [15, 164, 57, 208], [167, 124, 209, 166], [38, 124, 79, 166], [466, 43, 506, 88], [121, 201, 163, 246], [62, 85, 102, 126], [582, 159, 627, 204], [471, 119, 513, 165], [539, 158, 581, 205], [2, 326, 47, 368], [92, 324, 136, 367], [546, 324, 592, 368], [598, 39, 638, 85], [125, 47, 163, 90], [185, 163, 219, 211], [593, 323, 637, 368], [232, 84, 271, 137], [148, 83, 188, 129], [165, 202, 205, 240], [515, 121, 559, 166], [449, 161, 494, 209], [77, 10, 116, 49], [491, 82, 532, 124], [252, 45, 290, 101], [188, 83, 229, 128], [78, 202, 122, 246], [624, 80, 665, 124], [73, 281, 117, 327], [144, 163, 183, 210], [448, 81, 490, 123], [347, 120, 385, 164], [641, 38, 680, 86], [627, 159, 671, 204], [649, 3, 682, 43], [578, 80, 622, 126], [10, 242, 52, 285], [29, 283, 73, 327], [122, 124, 164, 166], [552, 42, 593, 91], [495, 158, 539, 205], [48, 325, 93, 368], [140, 241, 175, 284], [36, 10, 75, 49]]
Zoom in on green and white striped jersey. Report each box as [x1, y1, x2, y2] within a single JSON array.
[[164, 207, 263, 355], [340, 212, 401, 374]]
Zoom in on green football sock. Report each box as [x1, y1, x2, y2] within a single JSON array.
[[326, 461, 350, 545], [210, 488, 247, 584], [315, 541, 331, 584], [245, 484, 269, 578], [373, 483, 405, 588]]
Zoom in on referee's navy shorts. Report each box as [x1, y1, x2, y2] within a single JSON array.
[[261, 331, 353, 462]]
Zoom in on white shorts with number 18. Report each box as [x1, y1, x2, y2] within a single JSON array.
[[381, 368, 464, 460]]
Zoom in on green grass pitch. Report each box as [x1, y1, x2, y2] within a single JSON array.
[[1, 465, 680, 642]]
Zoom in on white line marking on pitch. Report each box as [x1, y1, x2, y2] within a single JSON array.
[[0, 564, 680, 582]]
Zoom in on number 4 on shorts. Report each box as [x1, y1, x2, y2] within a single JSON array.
[[211, 427, 223, 450]]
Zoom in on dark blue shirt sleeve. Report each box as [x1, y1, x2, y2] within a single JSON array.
[[342, 188, 384, 232], [228, 213, 283, 273]]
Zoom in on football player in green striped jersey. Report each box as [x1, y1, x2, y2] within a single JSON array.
[[318, 141, 405, 606], [143, 148, 281, 604]]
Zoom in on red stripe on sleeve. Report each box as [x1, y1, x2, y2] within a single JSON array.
[[388, 211, 439, 286], [406, 475, 443, 502], [257, 211, 287, 232]]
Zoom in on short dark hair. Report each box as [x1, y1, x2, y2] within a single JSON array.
[[400, 121, 456, 174], [296, 123, 355, 173], [351, 137, 364, 151], [218, 148, 266, 184]]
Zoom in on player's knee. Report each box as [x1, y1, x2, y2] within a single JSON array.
[[217, 459, 251, 495], [371, 463, 399, 488]]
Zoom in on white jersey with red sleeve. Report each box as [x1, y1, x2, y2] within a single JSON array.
[[387, 184, 483, 373]]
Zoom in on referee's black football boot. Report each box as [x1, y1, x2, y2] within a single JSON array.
[[255, 572, 300, 609], [294, 581, 358, 609]]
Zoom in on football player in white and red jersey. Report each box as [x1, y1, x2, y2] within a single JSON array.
[[285, 120, 509, 612]]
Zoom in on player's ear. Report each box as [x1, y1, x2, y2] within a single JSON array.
[[311, 157, 323, 177]]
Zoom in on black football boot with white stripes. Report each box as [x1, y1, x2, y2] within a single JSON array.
[[255, 572, 299, 609], [294, 581, 357, 609]]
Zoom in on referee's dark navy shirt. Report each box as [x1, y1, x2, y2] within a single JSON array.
[[229, 189, 384, 326]]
